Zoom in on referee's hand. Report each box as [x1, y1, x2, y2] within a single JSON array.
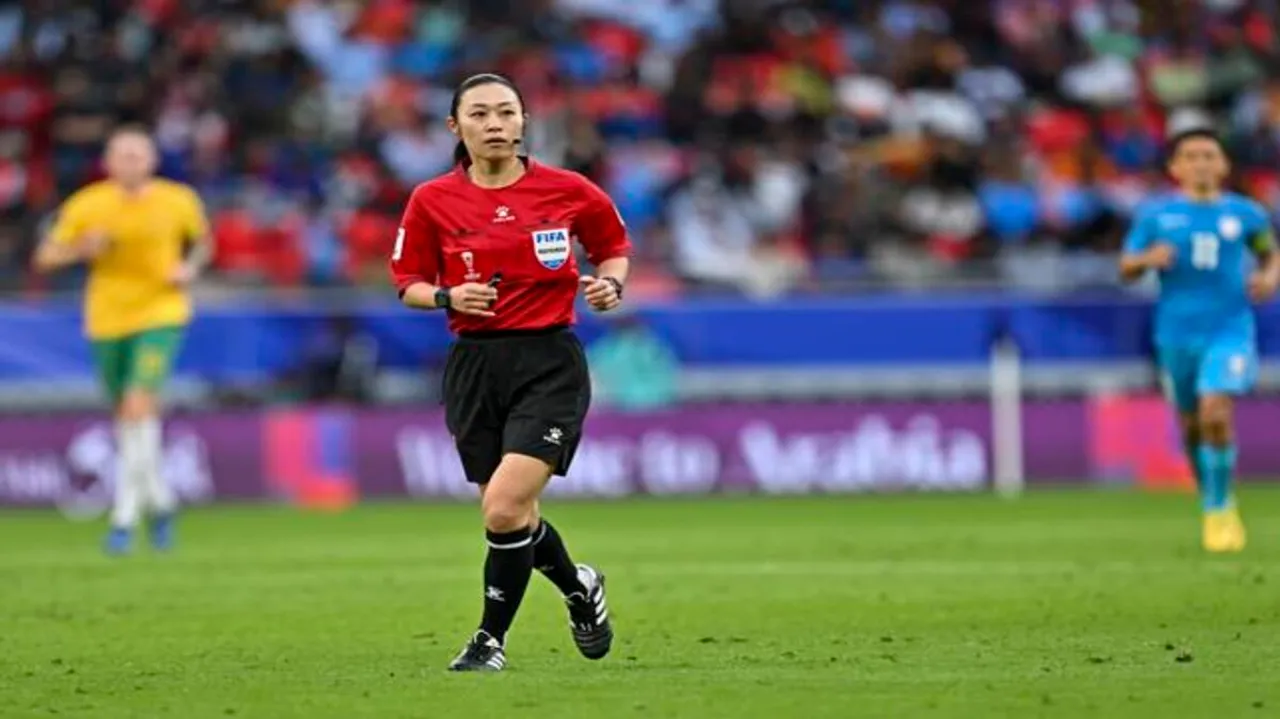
[[449, 283, 498, 317], [579, 275, 621, 312]]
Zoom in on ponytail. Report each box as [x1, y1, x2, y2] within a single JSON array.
[[453, 140, 469, 165]]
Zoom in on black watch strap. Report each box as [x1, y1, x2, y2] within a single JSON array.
[[602, 276, 624, 299], [434, 287, 451, 309]]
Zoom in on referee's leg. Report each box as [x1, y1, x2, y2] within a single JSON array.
[[447, 332, 610, 670], [497, 336, 611, 660], [527, 497, 614, 660], [443, 337, 550, 671], [479, 450, 611, 661], [447, 452, 548, 672], [477, 452, 553, 638]]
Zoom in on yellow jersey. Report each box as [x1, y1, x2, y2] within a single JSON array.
[[48, 179, 209, 340]]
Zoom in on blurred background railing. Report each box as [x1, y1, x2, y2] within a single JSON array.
[[7, 277, 1280, 411]]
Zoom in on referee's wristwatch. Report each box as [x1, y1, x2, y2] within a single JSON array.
[[601, 276, 624, 300], [434, 286, 452, 309]]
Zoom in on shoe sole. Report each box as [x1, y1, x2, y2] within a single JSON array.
[[448, 634, 507, 672], [447, 663, 504, 672]]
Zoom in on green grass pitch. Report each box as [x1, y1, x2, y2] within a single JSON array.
[[3, 489, 1280, 718]]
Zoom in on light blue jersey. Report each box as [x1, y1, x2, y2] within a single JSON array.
[[1124, 192, 1276, 410]]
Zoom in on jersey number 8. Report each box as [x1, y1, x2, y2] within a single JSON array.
[[1191, 232, 1220, 270]]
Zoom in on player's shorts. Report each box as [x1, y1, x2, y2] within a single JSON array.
[[442, 325, 591, 485], [91, 325, 185, 405], [1157, 335, 1258, 413]]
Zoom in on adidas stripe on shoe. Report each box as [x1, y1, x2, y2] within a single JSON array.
[[565, 563, 613, 660], [448, 630, 507, 672]]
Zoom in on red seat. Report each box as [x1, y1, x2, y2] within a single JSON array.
[[1025, 108, 1092, 155], [342, 210, 398, 282], [212, 209, 259, 274]]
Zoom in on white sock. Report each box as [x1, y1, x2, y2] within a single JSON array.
[[137, 418, 175, 515], [110, 420, 145, 529]]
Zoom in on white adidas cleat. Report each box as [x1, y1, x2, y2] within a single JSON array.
[[565, 563, 613, 660], [447, 630, 506, 672]]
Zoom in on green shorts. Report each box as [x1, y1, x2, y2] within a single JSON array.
[[91, 326, 185, 404]]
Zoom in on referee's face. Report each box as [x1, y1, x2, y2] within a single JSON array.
[[449, 83, 525, 163], [105, 132, 158, 189]]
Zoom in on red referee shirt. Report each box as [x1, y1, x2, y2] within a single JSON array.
[[389, 159, 632, 334]]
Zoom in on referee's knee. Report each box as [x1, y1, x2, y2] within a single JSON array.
[[481, 491, 535, 533], [480, 454, 553, 532]]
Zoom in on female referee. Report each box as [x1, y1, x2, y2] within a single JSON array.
[[389, 74, 630, 672]]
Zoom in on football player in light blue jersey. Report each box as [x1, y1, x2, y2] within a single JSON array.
[[1120, 128, 1280, 552]]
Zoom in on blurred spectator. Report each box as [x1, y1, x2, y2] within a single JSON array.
[[979, 147, 1039, 247], [667, 171, 805, 297], [0, 0, 1278, 296], [877, 132, 989, 283]]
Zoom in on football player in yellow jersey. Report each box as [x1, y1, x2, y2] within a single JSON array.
[[33, 126, 213, 555]]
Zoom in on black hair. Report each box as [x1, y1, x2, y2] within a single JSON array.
[[1166, 127, 1226, 160], [450, 73, 527, 165]]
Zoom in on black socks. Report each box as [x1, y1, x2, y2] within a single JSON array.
[[533, 519, 587, 596], [479, 527, 535, 644], [476, 520, 588, 644]]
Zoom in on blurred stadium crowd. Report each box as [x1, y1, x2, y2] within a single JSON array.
[[0, 0, 1278, 297]]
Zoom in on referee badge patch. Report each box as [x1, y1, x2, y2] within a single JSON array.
[[532, 227, 571, 270]]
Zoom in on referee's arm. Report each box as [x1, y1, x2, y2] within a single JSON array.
[[398, 275, 498, 317], [399, 281, 442, 309], [593, 256, 630, 285], [390, 185, 443, 308], [575, 184, 633, 300], [390, 233, 445, 310], [389, 192, 497, 316]]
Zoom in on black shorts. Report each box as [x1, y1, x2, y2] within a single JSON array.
[[441, 325, 591, 485]]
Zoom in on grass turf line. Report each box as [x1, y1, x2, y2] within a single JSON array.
[[2, 489, 1279, 718]]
